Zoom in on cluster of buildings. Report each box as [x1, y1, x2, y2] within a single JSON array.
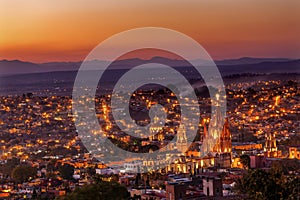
[[0, 78, 298, 199]]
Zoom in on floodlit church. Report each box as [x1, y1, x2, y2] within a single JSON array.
[[164, 96, 232, 173], [264, 132, 281, 158]]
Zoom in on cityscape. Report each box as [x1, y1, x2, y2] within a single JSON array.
[[1, 1, 300, 200], [0, 69, 299, 199]]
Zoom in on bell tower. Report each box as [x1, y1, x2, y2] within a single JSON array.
[[264, 132, 280, 157], [201, 93, 232, 168], [176, 124, 188, 153]]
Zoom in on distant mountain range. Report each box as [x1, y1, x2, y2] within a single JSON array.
[[0, 57, 299, 96], [0, 57, 298, 76], [214, 57, 291, 66]]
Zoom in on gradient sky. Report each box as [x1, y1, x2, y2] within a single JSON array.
[[1, 0, 300, 62]]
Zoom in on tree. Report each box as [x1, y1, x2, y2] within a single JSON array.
[[271, 159, 300, 175], [0, 157, 20, 176], [235, 169, 299, 200], [131, 194, 141, 200], [86, 167, 96, 177], [58, 164, 74, 180], [240, 155, 250, 169], [47, 159, 57, 172], [279, 134, 300, 146], [11, 165, 37, 183], [61, 180, 130, 200], [283, 177, 300, 200], [32, 188, 37, 199]]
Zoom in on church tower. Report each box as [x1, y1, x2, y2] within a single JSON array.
[[203, 93, 232, 154], [149, 116, 164, 141], [176, 124, 188, 153], [217, 118, 232, 153], [203, 118, 232, 154], [264, 132, 280, 157], [201, 94, 232, 169]]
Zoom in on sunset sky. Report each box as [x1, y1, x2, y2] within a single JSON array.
[[1, 0, 300, 62]]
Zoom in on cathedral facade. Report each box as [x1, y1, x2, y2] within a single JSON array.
[[264, 132, 281, 158], [144, 95, 233, 173], [170, 99, 233, 171]]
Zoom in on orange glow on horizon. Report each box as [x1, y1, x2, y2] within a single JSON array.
[[1, 0, 300, 62]]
